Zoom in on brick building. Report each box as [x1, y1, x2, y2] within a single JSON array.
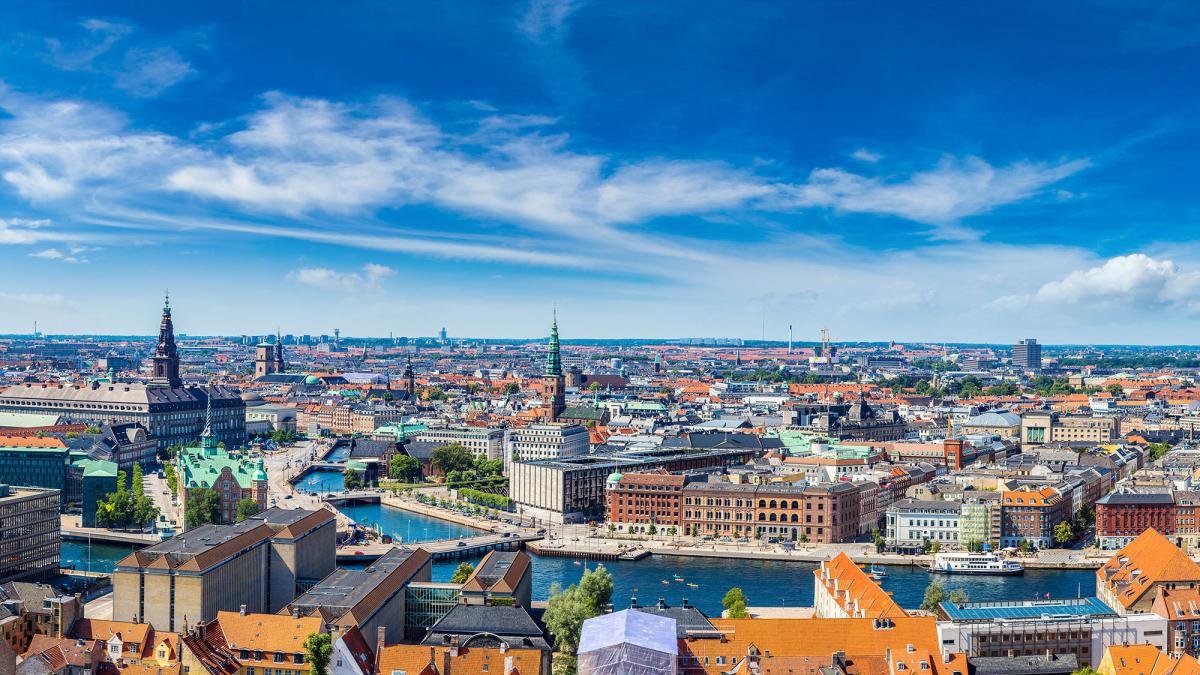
[[677, 480, 864, 543], [604, 469, 688, 532], [1000, 486, 1070, 549], [1096, 492, 1177, 549]]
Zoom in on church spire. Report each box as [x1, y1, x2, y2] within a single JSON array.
[[544, 310, 562, 377], [200, 389, 218, 451], [152, 292, 182, 388]]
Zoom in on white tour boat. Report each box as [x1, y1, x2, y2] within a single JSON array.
[[931, 551, 1024, 575]]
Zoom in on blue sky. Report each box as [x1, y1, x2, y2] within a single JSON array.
[[2, 1, 1200, 342]]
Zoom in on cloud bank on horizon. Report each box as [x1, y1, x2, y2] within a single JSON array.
[[0, 1, 1196, 342]]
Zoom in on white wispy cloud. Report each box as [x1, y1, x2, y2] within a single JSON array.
[[780, 156, 1091, 237], [0, 87, 1090, 274], [517, 0, 582, 45], [41, 18, 193, 97], [115, 47, 193, 97], [29, 244, 93, 263], [0, 88, 186, 201], [0, 292, 67, 306], [288, 263, 396, 291], [851, 148, 882, 163]]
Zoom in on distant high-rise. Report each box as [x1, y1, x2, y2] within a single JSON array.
[[1013, 338, 1042, 370]]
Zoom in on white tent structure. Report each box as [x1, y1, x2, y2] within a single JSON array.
[[577, 609, 678, 675]]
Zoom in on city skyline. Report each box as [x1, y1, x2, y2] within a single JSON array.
[[3, 2, 1200, 341]]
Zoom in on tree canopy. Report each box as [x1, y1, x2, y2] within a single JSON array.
[[302, 633, 332, 675], [451, 562, 475, 584], [390, 454, 422, 481], [432, 444, 476, 474], [185, 487, 222, 528], [236, 498, 260, 522]]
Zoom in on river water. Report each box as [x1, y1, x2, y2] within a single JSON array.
[[64, 501, 1098, 617]]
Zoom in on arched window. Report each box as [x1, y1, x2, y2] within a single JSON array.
[[770, 500, 777, 509], [769, 513, 777, 522]]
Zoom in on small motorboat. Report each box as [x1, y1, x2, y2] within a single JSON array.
[[673, 575, 685, 582], [869, 565, 888, 579], [687, 582, 700, 588], [661, 579, 670, 585]]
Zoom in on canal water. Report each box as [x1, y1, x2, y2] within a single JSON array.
[[294, 467, 346, 494], [65, 503, 1098, 617]]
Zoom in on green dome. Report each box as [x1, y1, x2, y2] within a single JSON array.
[[606, 472, 624, 484], [304, 375, 321, 385]]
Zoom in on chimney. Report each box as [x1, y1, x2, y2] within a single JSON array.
[[291, 606, 300, 618], [505, 655, 515, 675], [239, 605, 247, 616], [376, 626, 386, 654]]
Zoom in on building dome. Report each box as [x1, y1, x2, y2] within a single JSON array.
[[963, 411, 1021, 428], [606, 472, 624, 485], [240, 391, 262, 402], [304, 374, 322, 385]]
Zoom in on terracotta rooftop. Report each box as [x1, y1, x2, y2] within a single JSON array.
[[814, 553, 906, 619], [1099, 529, 1200, 609]]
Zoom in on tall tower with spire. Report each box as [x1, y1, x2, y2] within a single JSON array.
[[403, 354, 416, 399], [273, 330, 285, 373], [543, 312, 565, 422], [200, 390, 218, 453], [152, 291, 182, 388]]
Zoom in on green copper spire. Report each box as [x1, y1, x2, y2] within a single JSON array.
[[200, 390, 218, 452], [544, 311, 562, 376]]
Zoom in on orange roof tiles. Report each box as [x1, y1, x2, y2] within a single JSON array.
[[1104, 645, 1200, 675], [679, 617, 962, 675], [213, 612, 321, 658], [814, 553, 906, 619], [1099, 529, 1200, 610], [377, 644, 544, 675]]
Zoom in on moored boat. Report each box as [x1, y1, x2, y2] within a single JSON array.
[[932, 551, 1023, 575]]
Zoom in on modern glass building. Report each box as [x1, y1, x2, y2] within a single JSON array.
[[0, 485, 61, 583], [404, 582, 462, 639]]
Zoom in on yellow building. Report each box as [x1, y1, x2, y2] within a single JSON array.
[[113, 508, 335, 632]]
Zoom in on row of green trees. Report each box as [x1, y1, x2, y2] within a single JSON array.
[[95, 465, 159, 530], [458, 487, 511, 510]]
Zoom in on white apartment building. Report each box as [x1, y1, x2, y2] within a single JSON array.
[[885, 498, 961, 548], [506, 424, 589, 462], [415, 427, 505, 461]]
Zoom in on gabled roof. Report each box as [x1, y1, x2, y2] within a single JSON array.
[[1105, 644, 1200, 675], [1100, 529, 1200, 609], [814, 553, 907, 619], [213, 612, 320, 654]]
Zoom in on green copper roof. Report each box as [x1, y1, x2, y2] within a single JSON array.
[[77, 458, 119, 478], [374, 423, 430, 439], [178, 444, 266, 489]]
